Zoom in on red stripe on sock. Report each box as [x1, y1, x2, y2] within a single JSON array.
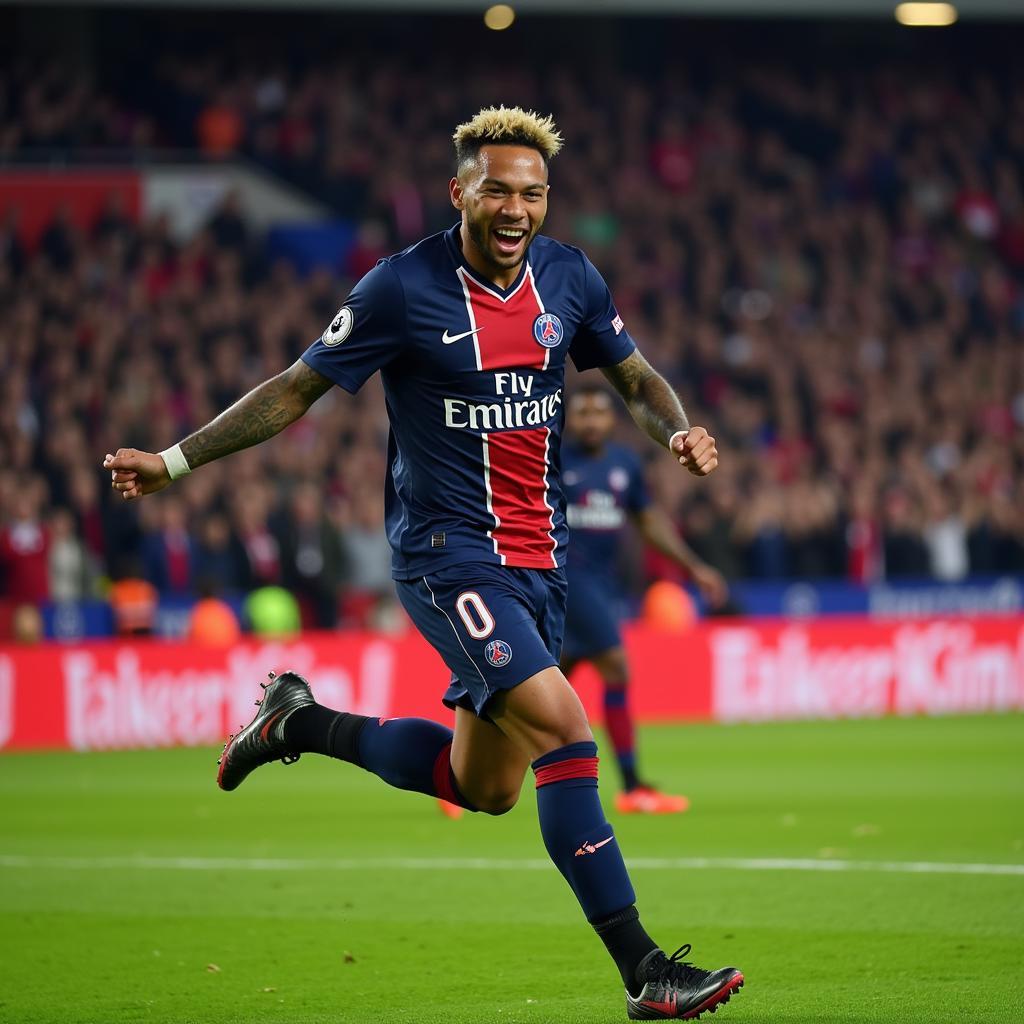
[[534, 757, 599, 788], [432, 741, 459, 804]]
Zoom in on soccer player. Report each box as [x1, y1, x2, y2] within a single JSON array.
[[104, 107, 743, 1020], [562, 384, 728, 814]]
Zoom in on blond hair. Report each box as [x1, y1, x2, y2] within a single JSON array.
[[452, 106, 563, 169]]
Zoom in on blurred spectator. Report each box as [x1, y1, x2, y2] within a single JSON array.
[[922, 489, 970, 581], [882, 490, 930, 578], [207, 190, 249, 251], [279, 482, 346, 628], [48, 507, 96, 602], [196, 89, 243, 158], [0, 483, 50, 604], [232, 487, 284, 590], [194, 513, 248, 594], [142, 496, 196, 595], [339, 486, 396, 626]]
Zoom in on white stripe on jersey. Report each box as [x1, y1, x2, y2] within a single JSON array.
[[480, 433, 506, 565], [541, 426, 558, 567], [524, 264, 550, 371], [455, 267, 483, 372]]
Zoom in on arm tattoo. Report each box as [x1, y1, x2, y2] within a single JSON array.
[[601, 350, 689, 448], [180, 359, 332, 469]]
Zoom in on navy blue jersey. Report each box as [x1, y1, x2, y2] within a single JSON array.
[[303, 225, 636, 580], [563, 441, 650, 573]]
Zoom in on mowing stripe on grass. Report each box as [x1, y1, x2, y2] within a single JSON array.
[[1, 853, 1022, 876]]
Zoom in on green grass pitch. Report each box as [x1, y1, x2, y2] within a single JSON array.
[[1, 713, 1022, 1024]]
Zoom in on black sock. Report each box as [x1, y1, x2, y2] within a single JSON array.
[[284, 704, 369, 762], [593, 905, 659, 994]]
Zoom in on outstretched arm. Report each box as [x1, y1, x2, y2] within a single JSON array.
[[179, 359, 332, 469], [600, 350, 718, 476], [103, 359, 332, 500]]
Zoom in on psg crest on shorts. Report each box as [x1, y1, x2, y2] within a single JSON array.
[[533, 313, 563, 348], [484, 639, 513, 667]]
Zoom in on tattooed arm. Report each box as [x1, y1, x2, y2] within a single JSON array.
[[180, 360, 331, 469], [103, 359, 333, 500], [601, 349, 689, 447], [601, 350, 718, 477]]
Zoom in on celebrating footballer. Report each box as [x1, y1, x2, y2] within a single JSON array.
[[104, 106, 742, 1020]]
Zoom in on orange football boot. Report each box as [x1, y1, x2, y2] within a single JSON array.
[[614, 786, 690, 815], [437, 798, 464, 819]]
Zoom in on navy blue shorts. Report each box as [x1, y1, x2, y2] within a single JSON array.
[[396, 562, 568, 717], [562, 569, 623, 661]]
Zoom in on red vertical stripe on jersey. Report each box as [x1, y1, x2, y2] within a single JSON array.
[[459, 267, 546, 371], [484, 427, 557, 568]]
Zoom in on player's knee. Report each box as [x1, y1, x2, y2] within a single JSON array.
[[474, 787, 520, 816]]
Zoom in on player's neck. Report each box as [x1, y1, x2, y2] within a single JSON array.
[[458, 224, 522, 290]]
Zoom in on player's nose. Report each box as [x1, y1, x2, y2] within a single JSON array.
[[499, 194, 527, 218]]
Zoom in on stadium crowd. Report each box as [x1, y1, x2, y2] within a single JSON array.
[[2, 48, 1024, 633]]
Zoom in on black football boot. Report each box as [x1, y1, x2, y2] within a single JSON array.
[[625, 944, 744, 1020]]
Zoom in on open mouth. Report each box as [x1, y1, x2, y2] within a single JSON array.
[[492, 226, 528, 255]]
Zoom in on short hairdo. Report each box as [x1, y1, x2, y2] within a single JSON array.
[[453, 106, 563, 173], [569, 383, 616, 407]]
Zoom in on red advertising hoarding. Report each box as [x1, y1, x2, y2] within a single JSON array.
[[0, 617, 1021, 752]]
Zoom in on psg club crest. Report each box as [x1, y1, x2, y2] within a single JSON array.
[[609, 468, 629, 492], [533, 313, 563, 349], [484, 639, 513, 668]]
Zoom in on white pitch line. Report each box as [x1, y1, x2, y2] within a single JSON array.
[[0, 854, 1022, 877]]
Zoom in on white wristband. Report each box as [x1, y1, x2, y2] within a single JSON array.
[[668, 429, 688, 450], [159, 443, 192, 481]]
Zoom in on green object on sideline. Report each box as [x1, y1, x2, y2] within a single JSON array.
[[244, 586, 301, 638]]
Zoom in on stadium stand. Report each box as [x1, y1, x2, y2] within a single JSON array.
[[2, 32, 1023, 635]]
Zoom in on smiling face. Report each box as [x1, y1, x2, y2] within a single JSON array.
[[450, 144, 549, 286]]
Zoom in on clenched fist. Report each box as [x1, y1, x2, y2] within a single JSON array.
[[670, 426, 719, 477], [102, 448, 172, 501]]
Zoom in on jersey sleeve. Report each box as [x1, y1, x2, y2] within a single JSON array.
[[627, 451, 652, 513], [301, 261, 406, 393], [568, 253, 637, 372]]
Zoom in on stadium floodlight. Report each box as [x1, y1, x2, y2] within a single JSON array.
[[894, 2, 958, 24], [484, 4, 516, 30]]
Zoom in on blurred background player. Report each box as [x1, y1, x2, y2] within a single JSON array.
[[561, 385, 727, 813]]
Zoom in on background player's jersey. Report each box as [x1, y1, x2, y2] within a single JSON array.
[[563, 441, 650, 574], [303, 225, 635, 579]]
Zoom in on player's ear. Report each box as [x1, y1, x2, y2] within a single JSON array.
[[449, 177, 464, 210]]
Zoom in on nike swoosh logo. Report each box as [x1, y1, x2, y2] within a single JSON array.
[[639, 997, 677, 1015], [259, 711, 285, 743], [442, 327, 485, 344], [574, 835, 615, 856]]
